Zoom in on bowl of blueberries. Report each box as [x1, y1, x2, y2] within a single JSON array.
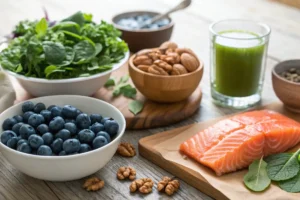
[[0, 95, 126, 181], [112, 11, 174, 52]]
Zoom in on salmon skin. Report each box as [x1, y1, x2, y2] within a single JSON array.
[[180, 110, 300, 176]]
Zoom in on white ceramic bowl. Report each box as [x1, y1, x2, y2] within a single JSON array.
[[0, 42, 129, 97], [0, 95, 126, 181]]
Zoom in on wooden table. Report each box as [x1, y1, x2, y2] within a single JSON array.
[[0, 0, 300, 199]]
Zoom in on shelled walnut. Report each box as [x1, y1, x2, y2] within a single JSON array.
[[130, 178, 154, 194], [117, 166, 136, 180], [132, 41, 200, 76], [157, 176, 180, 196], [117, 142, 136, 157], [83, 177, 105, 191]]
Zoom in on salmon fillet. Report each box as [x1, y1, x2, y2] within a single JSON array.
[[180, 110, 300, 176]]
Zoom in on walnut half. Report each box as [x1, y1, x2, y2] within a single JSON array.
[[117, 142, 136, 157], [83, 177, 105, 191], [130, 178, 154, 194]]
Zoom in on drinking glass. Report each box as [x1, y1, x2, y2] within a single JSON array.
[[209, 19, 271, 109]]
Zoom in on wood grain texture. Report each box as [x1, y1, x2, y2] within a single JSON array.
[[94, 61, 203, 129], [0, 0, 300, 199]]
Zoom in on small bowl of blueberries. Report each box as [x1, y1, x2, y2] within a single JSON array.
[[112, 11, 174, 52], [0, 95, 126, 181]]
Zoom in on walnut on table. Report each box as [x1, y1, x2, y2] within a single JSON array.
[[130, 178, 154, 194], [117, 166, 136, 180], [157, 176, 180, 196], [83, 177, 105, 191], [117, 142, 136, 157]]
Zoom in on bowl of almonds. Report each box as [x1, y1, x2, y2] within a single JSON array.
[[129, 41, 203, 103]]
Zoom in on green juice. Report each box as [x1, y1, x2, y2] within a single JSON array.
[[213, 31, 266, 97]]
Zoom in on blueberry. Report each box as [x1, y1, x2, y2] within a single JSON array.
[[51, 138, 63, 154], [78, 129, 95, 143], [50, 106, 62, 118], [37, 145, 52, 156], [58, 151, 67, 156], [12, 122, 24, 135], [63, 139, 81, 154], [36, 124, 48, 135], [17, 139, 28, 147], [78, 143, 91, 153], [55, 129, 71, 141], [22, 101, 34, 113], [76, 113, 91, 129], [65, 119, 75, 124], [28, 114, 44, 128], [90, 122, 104, 134], [28, 134, 44, 149], [76, 109, 82, 117], [1, 130, 17, 144], [104, 120, 119, 138], [2, 118, 17, 130], [17, 143, 31, 154], [42, 132, 53, 145], [49, 116, 65, 132], [64, 123, 77, 136], [7, 137, 19, 149], [40, 110, 52, 123], [47, 105, 56, 111], [101, 117, 112, 125], [19, 124, 36, 139], [90, 114, 102, 124], [96, 131, 111, 143], [23, 111, 34, 123], [62, 105, 77, 119], [92, 136, 108, 149], [33, 102, 46, 113], [13, 115, 23, 123]]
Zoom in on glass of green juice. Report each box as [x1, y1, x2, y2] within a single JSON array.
[[209, 19, 271, 109]]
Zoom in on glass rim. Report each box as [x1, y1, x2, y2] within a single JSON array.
[[209, 19, 271, 40]]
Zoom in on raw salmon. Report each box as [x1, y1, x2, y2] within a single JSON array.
[[180, 110, 300, 176]]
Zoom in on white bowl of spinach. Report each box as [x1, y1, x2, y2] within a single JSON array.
[[0, 11, 129, 96]]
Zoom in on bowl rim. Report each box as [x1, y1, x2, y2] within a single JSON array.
[[129, 51, 204, 78], [0, 51, 129, 83], [112, 10, 174, 33], [0, 95, 126, 159], [272, 59, 300, 86]]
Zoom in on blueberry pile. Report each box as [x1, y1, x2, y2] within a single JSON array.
[[0, 101, 119, 156], [117, 14, 170, 30]]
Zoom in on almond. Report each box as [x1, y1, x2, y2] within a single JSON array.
[[176, 48, 199, 65], [137, 65, 150, 72], [160, 41, 178, 49], [133, 55, 153, 66], [153, 60, 173, 72], [180, 53, 199, 72], [148, 65, 169, 76], [171, 64, 188, 75]]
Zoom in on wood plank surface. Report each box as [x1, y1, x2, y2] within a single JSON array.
[[0, 0, 300, 199]]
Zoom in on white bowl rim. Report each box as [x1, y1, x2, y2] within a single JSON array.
[[1, 51, 129, 83], [0, 95, 126, 160]]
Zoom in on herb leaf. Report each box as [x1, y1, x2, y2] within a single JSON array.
[[129, 100, 144, 115], [36, 18, 48, 38], [244, 158, 271, 192], [104, 77, 115, 87], [266, 149, 300, 181], [120, 85, 136, 99], [73, 40, 95, 63], [279, 171, 300, 193], [42, 41, 66, 65], [118, 74, 129, 84]]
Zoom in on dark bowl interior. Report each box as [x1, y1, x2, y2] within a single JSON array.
[[112, 11, 174, 52], [273, 59, 300, 85]]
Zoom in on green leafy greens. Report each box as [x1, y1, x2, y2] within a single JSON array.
[[244, 158, 271, 192], [128, 100, 144, 115], [0, 11, 128, 79]]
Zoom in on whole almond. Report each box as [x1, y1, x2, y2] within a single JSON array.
[[180, 53, 199, 72], [137, 65, 150, 72], [148, 65, 169, 76], [160, 41, 178, 49], [171, 64, 188, 75], [154, 60, 173, 72], [136, 49, 153, 56], [176, 48, 199, 65], [133, 55, 153, 66]]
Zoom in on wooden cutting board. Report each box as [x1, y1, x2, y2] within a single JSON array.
[[138, 102, 300, 200], [94, 62, 202, 130]]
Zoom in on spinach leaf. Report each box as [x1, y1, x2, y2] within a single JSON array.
[[244, 158, 271, 192], [120, 84, 136, 99], [42, 41, 66, 65], [118, 74, 129, 84], [279, 171, 300, 193], [44, 65, 65, 78], [104, 77, 115, 87], [73, 40, 95, 63], [61, 11, 85, 26], [266, 149, 300, 181], [83, 13, 93, 22], [35, 18, 48, 38], [58, 46, 74, 66], [52, 22, 80, 34], [128, 100, 144, 115]]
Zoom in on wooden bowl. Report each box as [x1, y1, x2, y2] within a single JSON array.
[[129, 54, 204, 103], [272, 60, 300, 113], [112, 11, 174, 52]]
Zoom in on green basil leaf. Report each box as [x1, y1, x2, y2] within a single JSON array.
[[266, 149, 300, 181], [120, 84, 136, 99], [104, 77, 115, 87], [35, 18, 48, 37], [73, 40, 95, 63], [42, 41, 66, 65], [279, 171, 300, 193], [244, 158, 271, 192], [128, 100, 144, 115], [61, 11, 85, 27]]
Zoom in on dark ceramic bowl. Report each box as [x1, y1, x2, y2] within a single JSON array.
[[272, 60, 300, 113], [112, 11, 174, 52]]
